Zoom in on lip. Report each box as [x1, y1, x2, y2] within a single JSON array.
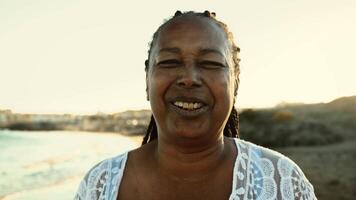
[[169, 96, 208, 106], [168, 96, 209, 118]]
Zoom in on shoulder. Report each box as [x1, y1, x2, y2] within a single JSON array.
[[74, 152, 128, 200], [237, 139, 290, 162], [234, 139, 317, 199], [236, 138, 304, 169]]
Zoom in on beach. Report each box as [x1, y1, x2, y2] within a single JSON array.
[[0, 130, 140, 200]]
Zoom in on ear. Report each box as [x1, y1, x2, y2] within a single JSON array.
[[234, 79, 238, 97], [146, 79, 149, 101], [233, 67, 239, 97], [145, 60, 150, 101]]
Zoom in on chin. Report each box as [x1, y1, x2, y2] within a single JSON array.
[[175, 130, 205, 139], [169, 124, 215, 141]]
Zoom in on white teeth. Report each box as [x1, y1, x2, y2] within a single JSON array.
[[193, 103, 198, 109], [173, 101, 203, 110]]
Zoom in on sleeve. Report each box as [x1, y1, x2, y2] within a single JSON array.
[[73, 159, 112, 200], [277, 157, 317, 200], [73, 153, 127, 200], [74, 177, 88, 200]]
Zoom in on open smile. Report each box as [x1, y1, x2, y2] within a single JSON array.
[[169, 97, 209, 117], [173, 101, 204, 110]]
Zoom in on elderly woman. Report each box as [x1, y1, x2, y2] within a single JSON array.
[[74, 11, 316, 200]]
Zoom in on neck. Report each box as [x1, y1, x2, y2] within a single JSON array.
[[154, 134, 230, 181]]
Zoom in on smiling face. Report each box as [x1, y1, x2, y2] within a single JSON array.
[[146, 16, 238, 142]]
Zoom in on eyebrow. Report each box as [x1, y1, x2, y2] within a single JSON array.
[[158, 47, 224, 56]]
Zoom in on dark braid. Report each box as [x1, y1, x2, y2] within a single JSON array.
[[223, 106, 239, 138], [143, 10, 241, 145], [142, 115, 158, 145]]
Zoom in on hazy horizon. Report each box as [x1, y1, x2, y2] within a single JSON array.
[[2, 95, 354, 115], [1, 0, 355, 114]]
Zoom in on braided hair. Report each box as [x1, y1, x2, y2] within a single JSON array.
[[142, 10, 241, 145]]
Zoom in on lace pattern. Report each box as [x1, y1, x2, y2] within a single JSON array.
[[74, 139, 316, 200], [229, 140, 277, 200], [278, 158, 316, 200], [229, 140, 316, 200], [74, 153, 127, 200]]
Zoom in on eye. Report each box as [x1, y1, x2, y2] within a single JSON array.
[[198, 61, 226, 69], [157, 59, 182, 68]]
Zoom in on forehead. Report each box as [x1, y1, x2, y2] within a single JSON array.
[[155, 17, 230, 53]]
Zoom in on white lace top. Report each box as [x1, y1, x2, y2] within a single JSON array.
[[74, 139, 317, 200]]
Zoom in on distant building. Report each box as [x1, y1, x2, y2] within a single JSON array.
[[0, 109, 12, 126]]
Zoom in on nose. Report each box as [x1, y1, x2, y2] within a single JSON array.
[[176, 63, 202, 88]]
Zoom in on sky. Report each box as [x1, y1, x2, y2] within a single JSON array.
[[1, 0, 355, 114]]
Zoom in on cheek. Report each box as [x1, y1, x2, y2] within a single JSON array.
[[206, 71, 235, 102], [148, 70, 175, 105]]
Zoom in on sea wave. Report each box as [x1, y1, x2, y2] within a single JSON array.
[[0, 130, 139, 200]]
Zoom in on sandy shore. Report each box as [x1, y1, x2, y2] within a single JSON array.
[[0, 176, 82, 200], [0, 131, 142, 200]]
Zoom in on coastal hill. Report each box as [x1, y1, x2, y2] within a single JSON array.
[[327, 95, 356, 112], [239, 95, 356, 147]]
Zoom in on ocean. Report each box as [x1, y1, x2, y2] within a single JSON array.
[[0, 130, 139, 200]]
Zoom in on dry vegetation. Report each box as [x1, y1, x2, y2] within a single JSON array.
[[239, 96, 356, 200]]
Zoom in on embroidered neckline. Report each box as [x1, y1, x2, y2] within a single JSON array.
[[112, 138, 242, 200], [75, 138, 317, 200]]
